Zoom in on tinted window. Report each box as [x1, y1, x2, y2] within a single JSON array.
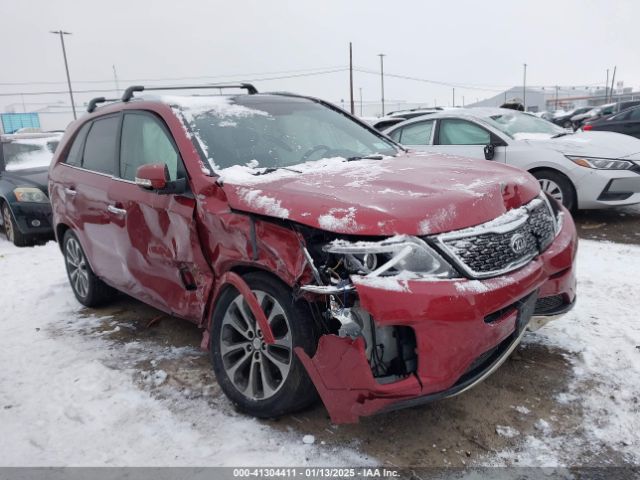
[[439, 119, 490, 145], [82, 116, 119, 174], [388, 129, 402, 142], [629, 108, 640, 121], [120, 113, 181, 181], [398, 121, 434, 145], [65, 123, 91, 166]]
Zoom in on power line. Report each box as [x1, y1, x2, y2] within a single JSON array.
[[0, 65, 349, 87]]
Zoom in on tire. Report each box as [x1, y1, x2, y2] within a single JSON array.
[[210, 271, 319, 418], [562, 120, 572, 129], [532, 169, 576, 211], [62, 230, 116, 307], [2, 201, 31, 247]]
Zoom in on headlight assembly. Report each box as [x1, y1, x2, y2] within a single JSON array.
[[566, 155, 635, 170], [323, 235, 458, 279], [13, 187, 48, 203]]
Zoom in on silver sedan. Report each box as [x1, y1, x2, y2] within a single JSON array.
[[384, 108, 640, 210]]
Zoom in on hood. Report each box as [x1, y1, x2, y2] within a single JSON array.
[[219, 153, 539, 236], [514, 131, 640, 159], [2, 167, 49, 190]]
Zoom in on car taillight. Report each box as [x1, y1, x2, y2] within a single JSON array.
[[583, 124, 593, 131]]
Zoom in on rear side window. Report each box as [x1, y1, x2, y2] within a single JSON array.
[[119, 113, 182, 181], [438, 119, 490, 145], [64, 123, 91, 166], [629, 108, 640, 121], [396, 121, 434, 145], [82, 116, 119, 174]]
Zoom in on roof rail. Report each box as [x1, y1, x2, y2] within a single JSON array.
[[121, 83, 258, 102], [87, 97, 120, 113]]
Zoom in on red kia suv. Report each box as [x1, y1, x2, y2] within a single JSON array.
[[48, 84, 577, 423]]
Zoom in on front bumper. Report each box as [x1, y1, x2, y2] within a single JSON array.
[[297, 212, 577, 424], [575, 166, 640, 209], [9, 201, 54, 236]]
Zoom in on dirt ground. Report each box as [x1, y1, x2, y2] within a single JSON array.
[[79, 205, 640, 467]]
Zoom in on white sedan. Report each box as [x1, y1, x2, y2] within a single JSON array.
[[384, 108, 640, 210]]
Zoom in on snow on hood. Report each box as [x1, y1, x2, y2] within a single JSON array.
[[514, 131, 640, 159], [219, 153, 540, 236]]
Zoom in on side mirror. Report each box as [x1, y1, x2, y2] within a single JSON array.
[[135, 163, 169, 190], [484, 144, 496, 160]]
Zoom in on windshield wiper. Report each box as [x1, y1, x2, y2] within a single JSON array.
[[346, 154, 385, 162], [253, 166, 302, 176], [551, 132, 573, 138]]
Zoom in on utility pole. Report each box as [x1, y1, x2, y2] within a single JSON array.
[[349, 43, 354, 115], [523, 63, 527, 111], [378, 54, 386, 115], [50, 30, 77, 120], [452, 87, 455, 107], [605, 68, 609, 102], [112, 65, 120, 96], [555, 85, 559, 110], [462, 96, 465, 107], [610, 66, 617, 102], [359, 87, 363, 116]]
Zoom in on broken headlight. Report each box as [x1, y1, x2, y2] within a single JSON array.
[[323, 235, 458, 279]]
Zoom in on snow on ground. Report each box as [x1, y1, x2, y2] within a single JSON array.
[[0, 236, 639, 467], [0, 237, 370, 467], [489, 240, 640, 466]]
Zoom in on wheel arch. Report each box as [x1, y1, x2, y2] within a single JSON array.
[[528, 166, 578, 207]]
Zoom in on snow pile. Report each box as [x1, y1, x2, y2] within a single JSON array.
[[0, 238, 370, 467], [318, 207, 360, 233]]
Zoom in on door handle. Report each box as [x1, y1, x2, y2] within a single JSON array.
[[107, 205, 127, 216], [64, 187, 77, 197]]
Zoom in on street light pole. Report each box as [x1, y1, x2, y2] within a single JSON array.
[[523, 63, 527, 111], [50, 30, 77, 120], [359, 87, 363, 116], [378, 54, 385, 116]]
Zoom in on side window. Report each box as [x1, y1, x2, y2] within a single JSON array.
[[388, 129, 402, 142], [629, 108, 640, 121], [82, 116, 120, 174], [438, 119, 490, 145], [64, 123, 91, 166], [397, 121, 434, 145], [120, 113, 182, 181]]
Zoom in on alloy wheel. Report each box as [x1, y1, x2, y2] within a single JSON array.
[[538, 178, 564, 204], [2, 205, 14, 242], [65, 237, 89, 299], [219, 290, 292, 400]]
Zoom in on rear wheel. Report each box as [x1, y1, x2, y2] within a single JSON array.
[[532, 170, 576, 211], [2, 202, 31, 247], [63, 230, 116, 307], [210, 272, 319, 418]]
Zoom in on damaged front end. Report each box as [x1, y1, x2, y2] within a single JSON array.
[[293, 196, 576, 424]]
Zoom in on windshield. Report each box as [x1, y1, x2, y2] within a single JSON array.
[[484, 111, 565, 138], [2, 137, 59, 171], [175, 95, 398, 172]]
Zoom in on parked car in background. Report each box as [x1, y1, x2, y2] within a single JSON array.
[[384, 107, 640, 211], [0, 133, 60, 246], [572, 101, 640, 130], [361, 115, 408, 131], [387, 107, 443, 120], [552, 107, 592, 129], [48, 85, 576, 424], [583, 105, 640, 139]]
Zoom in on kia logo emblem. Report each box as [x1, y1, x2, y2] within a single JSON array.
[[510, 233, 527, 254]]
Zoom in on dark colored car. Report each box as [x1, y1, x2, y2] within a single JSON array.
[[573, 101, 640, 130], [583, 105, 640, 138], [552, 107, 592, 129], [48, 84, 577, 424], [0, 133, 59, 246]]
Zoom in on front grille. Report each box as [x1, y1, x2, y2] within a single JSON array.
[[434, 198, 556, 279]]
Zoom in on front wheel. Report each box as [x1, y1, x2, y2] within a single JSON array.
[[532, 170, 576, 211], [210, 272, 319, 418], [2, 202, 31, 247], [63, 230, 116, 307]]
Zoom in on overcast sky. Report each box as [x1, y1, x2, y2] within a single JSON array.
[[1, 0, 639, 114]]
